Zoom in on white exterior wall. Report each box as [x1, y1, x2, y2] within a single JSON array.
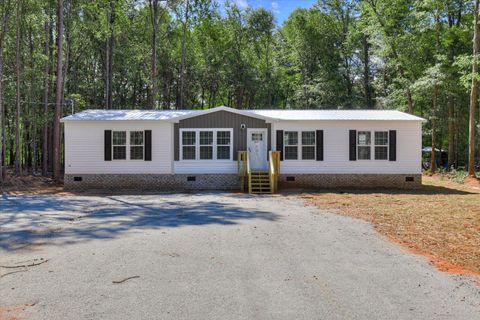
[[272, 120, 422, 174], [64, 121, 173, 174]]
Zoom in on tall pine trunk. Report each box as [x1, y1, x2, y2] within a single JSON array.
[[179, 0, 189, 109], [42, 20, 50, 176], [14, 0, 22, 176], [53, 0, 64, 180], [362, 34, 372, 108], [149, 0, 159, 109], [105, 0, 114, 109], [468, 0, 480, 177], [0, 1, 11, 183]]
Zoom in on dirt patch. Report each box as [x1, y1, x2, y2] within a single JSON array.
[[0, 303, 36, 320], [464, 175, 480, 188], [304, 175, 480, 278], [0, 174, 68, 196]]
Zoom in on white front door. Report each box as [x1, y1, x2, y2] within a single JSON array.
[[247, 129, 268, 171]]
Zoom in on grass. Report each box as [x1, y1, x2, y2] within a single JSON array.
[[304, 175, 480, 277]]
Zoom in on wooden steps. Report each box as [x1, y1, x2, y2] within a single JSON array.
[[250, 171, 271, 194]]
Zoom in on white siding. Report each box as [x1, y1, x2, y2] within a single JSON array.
[[272, 120, 422, 174], [64, 121, 173, 174]]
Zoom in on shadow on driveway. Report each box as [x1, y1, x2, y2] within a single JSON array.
[[0, 193, 278, 251]]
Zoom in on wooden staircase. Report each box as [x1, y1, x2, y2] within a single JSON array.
[[250, 171, 271, 194], [238, 151, 280, 194]]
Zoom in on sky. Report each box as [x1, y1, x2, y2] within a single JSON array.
[[227, 0, 317, 25]]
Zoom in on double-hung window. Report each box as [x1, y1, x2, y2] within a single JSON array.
[[181, 129, 232, 160], [112, 131, 127, 160], [374, 131, 388, 160], [284, 131, 298, 160], [130, 131, 144, 160], [357, 131, 389, 160], [357, 131, 371, 160], [284, 131, 316, 160], [216, 131, 231, 160], [182, 131, 196, 160], [301, 131, 316, 160], [199, 131, 214, 160]]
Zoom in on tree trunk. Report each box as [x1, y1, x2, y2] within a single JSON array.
[[14, 0, 22, 176], [0, 48, 4, 183], [42, 20, 50, 176], [468, 0, 480, 177], [149, 0, 159, 109], [0, 1, 11, 183], [53, 0, 64, 180], [362, 35, 372, 108], [179, 0, 189, 109], [430, 86, 438, 173], [105, 0, 114, 109], [447, 94, 455, 168]]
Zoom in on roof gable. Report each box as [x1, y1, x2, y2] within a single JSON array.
[[168, 106, 275, 122]]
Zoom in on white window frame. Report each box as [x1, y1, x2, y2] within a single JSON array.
[[357, 131, 371, 160], [283, 130, 316, 161], [112, 131, 127, 161], [357, 130, 390, 161], [129, 131, 145, 160], [180, 128, 233, 161], [374, 131, 389, 161]]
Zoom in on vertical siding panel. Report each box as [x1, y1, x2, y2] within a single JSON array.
[[175, 110, 270, 161]]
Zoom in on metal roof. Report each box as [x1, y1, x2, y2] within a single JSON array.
[[61, 109, 196, 121], [249, 109, 425, 121], [61, 107, 425, 122]]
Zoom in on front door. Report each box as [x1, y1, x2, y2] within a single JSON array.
[[247, 128, 268, 171]]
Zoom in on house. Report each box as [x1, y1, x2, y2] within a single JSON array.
[[60, 106, 424, 192]]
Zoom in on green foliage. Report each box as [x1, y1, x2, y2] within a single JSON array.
[[0, 0, 479, 170]]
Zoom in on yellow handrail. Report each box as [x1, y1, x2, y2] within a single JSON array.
[[268, 151, 281, 193], [237, 151, 250, 192]]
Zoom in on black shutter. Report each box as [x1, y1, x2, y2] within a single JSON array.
[[316, 130, 324, 161], [389, 130, 396, 161], [276, 130, 284, 161], [349, 130, 356, 161], [144, 130, 152, 161], [104, 130, 112, 161]]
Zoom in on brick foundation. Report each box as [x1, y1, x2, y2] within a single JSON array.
[[65, 173, 421, 191], [64, 174, 240, 191], [279, 173, 421, 189]]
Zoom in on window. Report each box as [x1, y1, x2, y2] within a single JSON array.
[[374, 131, 389, 160], [112, 131, 126, 160], [199, 131, 214, 160], [357, 131, 371, 160], [217, 131, 231, 160], [284, 131, 316, 160], [284, 131, 298, 160], [130, 131, 144, 160], [180, 129, 232, 160], [301, 131, 316, 160], [182, 131, 196, 160]]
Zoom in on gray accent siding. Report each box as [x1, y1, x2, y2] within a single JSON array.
[[174, 110, 271, 161]]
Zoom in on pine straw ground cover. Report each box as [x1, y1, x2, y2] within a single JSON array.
[[303, 175, 480, 277]]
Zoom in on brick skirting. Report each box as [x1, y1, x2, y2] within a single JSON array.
[[64, 174, 240, 191], [65, 173, 421, 191], [278, 173, 422, 189]]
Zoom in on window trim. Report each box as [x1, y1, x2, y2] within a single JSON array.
[[180, 128, 233, 161], [283, 130, 316, 161], [356, 130, 390, 161], [374, 131, 389, 161], [129, 131, 145, 160], [112, 130, 127, 161], [357, 131, 371, 160]]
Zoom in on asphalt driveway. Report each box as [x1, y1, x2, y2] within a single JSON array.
[[0, 192, 479, 320]]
